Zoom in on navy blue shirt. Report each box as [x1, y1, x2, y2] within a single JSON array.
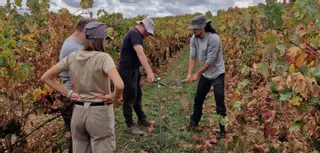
[[118, 27, 144, 69]]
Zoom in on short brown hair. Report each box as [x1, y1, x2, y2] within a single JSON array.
[[75, 17, 95, 32], [83, 39, 104, 52]]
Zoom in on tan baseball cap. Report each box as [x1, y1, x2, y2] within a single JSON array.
[[136, 17, 155, 36]]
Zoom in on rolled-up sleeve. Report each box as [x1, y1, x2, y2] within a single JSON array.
[[57, 56, 69, 71], [190, 36, 197, 60], [205, 35, 219, 65]]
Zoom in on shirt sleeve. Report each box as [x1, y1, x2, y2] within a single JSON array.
[[102, 54, 116, 73], [57, 56, 69, 71], [190, 35, 197, 60], [129, 31, 143, 46], [205, 35, 220, 65]]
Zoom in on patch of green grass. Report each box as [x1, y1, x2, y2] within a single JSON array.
[[113, 48, 230, 152]]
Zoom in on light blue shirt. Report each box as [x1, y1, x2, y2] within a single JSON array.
[[59, 36, 83, 90]]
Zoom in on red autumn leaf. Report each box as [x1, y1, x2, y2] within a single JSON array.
[[209, 137, 217, 144], [195, 144, 202, 150], [147, 125, 155, 133]]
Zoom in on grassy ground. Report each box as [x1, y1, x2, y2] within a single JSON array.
[[113, 48, 227, 153]]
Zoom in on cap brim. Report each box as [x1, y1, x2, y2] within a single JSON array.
[[106, 35, 114, 40], [146, 29, 154, 36], [188, 24, 206, 29]]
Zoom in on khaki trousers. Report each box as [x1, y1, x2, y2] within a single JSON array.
[[71, 104, 115, 153]]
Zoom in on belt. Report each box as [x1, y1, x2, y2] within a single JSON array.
[[75, 101, 112, 107]]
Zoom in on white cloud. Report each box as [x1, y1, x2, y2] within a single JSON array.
[[0, 0, 267, 18]]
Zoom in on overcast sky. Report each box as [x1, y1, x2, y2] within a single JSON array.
[[1, 0, 269, 18]]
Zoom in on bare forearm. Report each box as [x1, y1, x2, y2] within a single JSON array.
[[112, 88, 123, 99], [41, 65, 71, 96], [196, 63, 210, 75], [137, 53, 152, 73], [188, 59, 196, 76]]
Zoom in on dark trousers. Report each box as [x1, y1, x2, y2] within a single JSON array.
[[119, 68, 147, 127], [60, 96, 75, 153], [191, 73, 226, 124]]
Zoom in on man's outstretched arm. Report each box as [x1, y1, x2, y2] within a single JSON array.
[[134, 45, 154, 83]]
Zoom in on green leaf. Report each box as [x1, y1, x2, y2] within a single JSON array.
[[257, 62, 269, 78], [18, 64, 34, 75], [15, 0, 22, 6], [0, 56, 3, 66], [289, 120, 303, 132], [279, 92, 292, 101], [310, 37, 320, 46], [7, 40, 16, 49], [18, 73, 27, 81], [309, 97, 320, 105], [240, 65, 250, 76], [264, 33, 277, 44], [8, 58, 16, 67], [269, 80, 277, 91], [311, 150, 319, 153], [0, 34, 5, 46], [237, 79, 250, 90], [3, 29, 10, 38], [316, 19, 320, 29], [265, 43, 276, 54], [1, 50, 10, 57], [299, 64, 308, 75], [233, 101, 241, 111], [213, 114, 225, 126]]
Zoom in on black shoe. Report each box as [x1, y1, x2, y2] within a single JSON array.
[[186, 121, 198, 131], [219, 124, 226, 140]]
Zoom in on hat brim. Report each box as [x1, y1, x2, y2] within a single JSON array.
[[188, 19, 211, 29], [146, 29, 154, 36], [106, 35, 114, 41], [136, 20, 154, 36]]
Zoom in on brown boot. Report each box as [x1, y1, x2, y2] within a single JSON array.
[[138, 118, 154, 127]]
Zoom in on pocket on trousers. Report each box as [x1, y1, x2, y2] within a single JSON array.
[[87, 106, 115, 139]]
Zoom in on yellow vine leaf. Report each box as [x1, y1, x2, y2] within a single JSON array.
[[308, 61, 315, 67], [43, 84, 53, 93], [295, 51, 307, 68], [33, 87, 44, 101], [288, 96, 302, 107], [289, 64, 295, 73]]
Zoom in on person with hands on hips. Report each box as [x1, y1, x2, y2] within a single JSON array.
[[185, 14, 227, 140], [41, 21, 124, 153]]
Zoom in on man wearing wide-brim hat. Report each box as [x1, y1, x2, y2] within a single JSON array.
[[184, 14, 227, 139], [118, 17, 156, 135]]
